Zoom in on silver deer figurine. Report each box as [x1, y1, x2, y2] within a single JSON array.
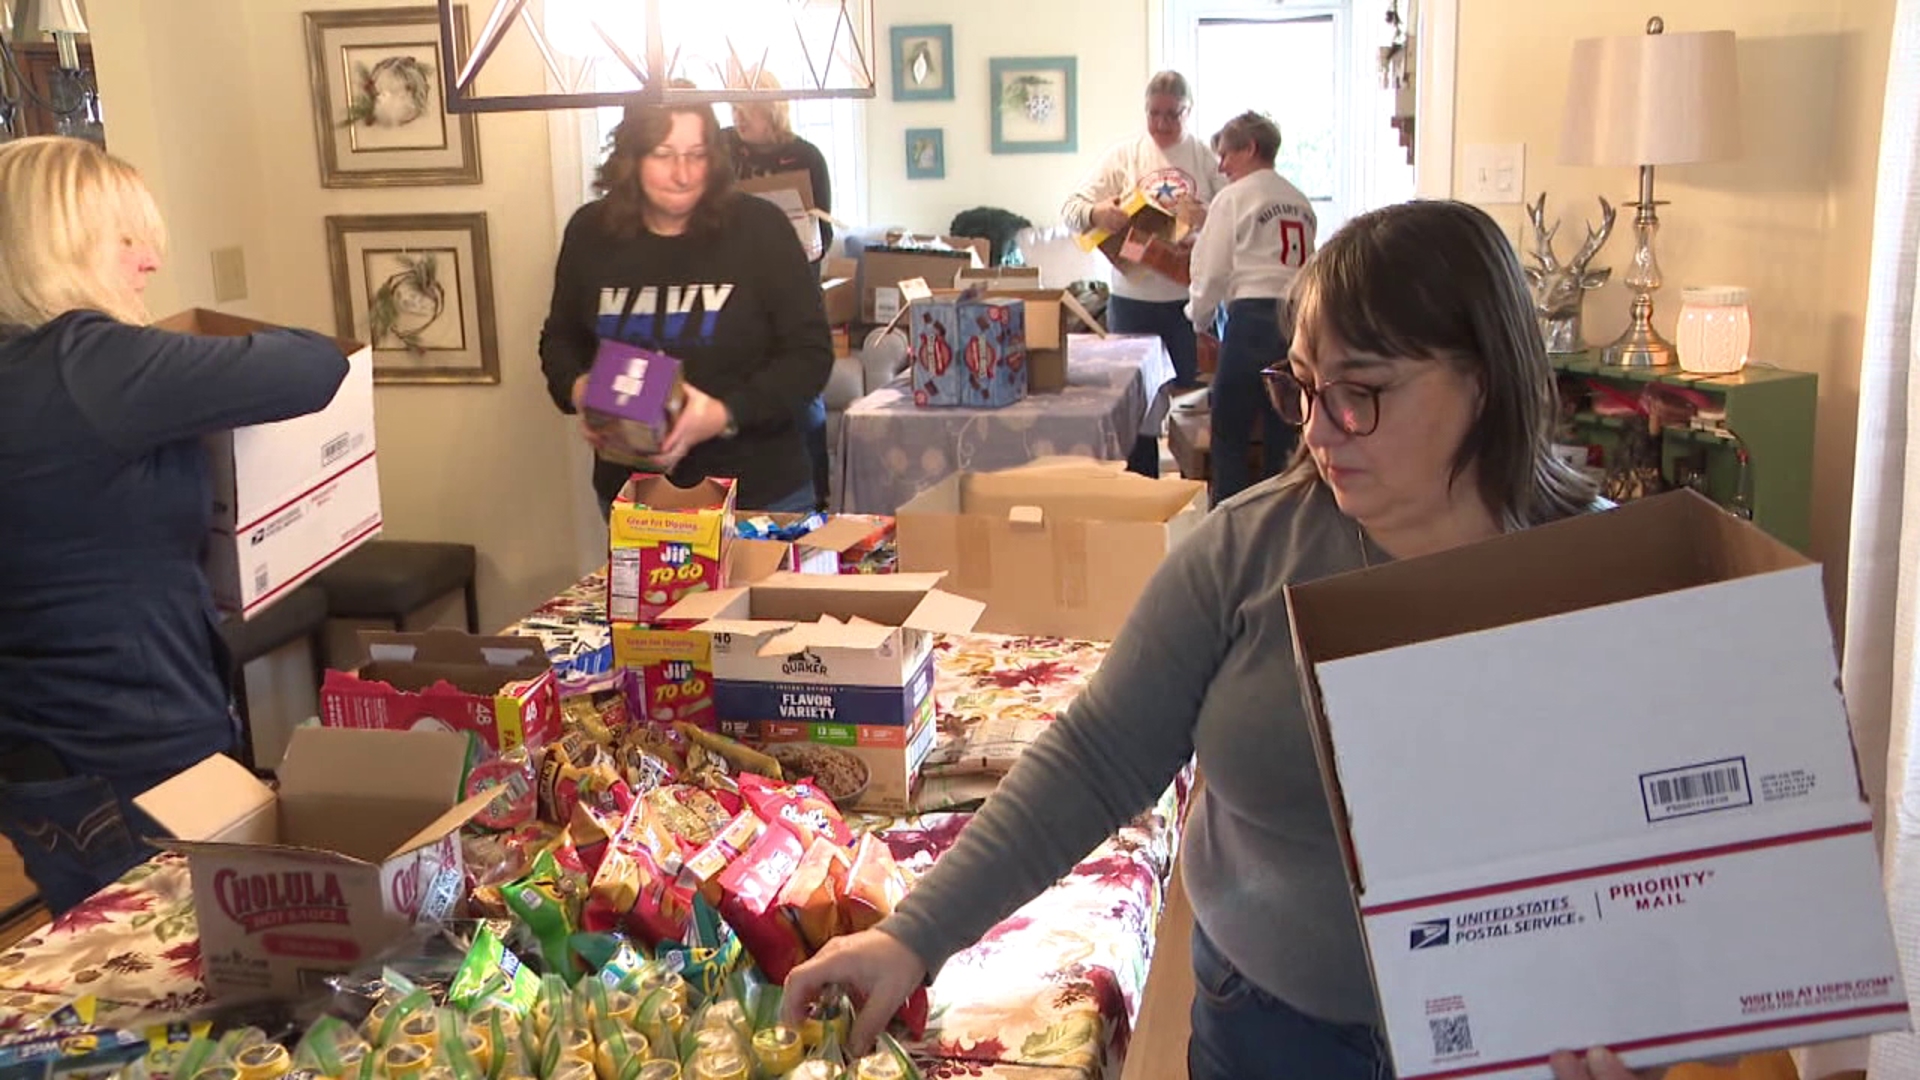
[[1523, 194, 1616, 354]]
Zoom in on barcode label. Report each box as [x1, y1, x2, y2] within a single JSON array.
[[1430, 1014, 1473, 1058], [254, 564, 270, 596], [1641, 757, 1753, 822], [321, 433, 352, 468]]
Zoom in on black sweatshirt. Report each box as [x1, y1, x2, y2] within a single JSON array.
[[539, 192, 833, 510]]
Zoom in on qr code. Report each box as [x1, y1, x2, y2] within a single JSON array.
[[1430, 1014, 1474, 1057]]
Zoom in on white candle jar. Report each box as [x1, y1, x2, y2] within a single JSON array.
[[1675, 286, 1751, 375]]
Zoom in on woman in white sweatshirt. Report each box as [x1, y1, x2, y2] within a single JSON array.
[[1186, 112, 1318, 504], [1061, 71, 1225, 473]]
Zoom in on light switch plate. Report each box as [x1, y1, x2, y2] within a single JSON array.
[[1461, 143, 1526, 204], [211, 246, 248, 303]]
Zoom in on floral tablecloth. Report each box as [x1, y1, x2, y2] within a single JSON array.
[[0, 575, 1190, 1080], [836, 334, 1177, 516]]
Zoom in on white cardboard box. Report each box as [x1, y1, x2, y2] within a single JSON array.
[[136, 728, 491, 1001], [152, 309, 382, 618], [1285, 491, 1907, 1079]]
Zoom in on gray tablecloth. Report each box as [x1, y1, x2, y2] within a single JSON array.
[[834, 334, 1177, 514]]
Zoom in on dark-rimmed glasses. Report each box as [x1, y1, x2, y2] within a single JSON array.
[[1260, 366, 1387, 437]]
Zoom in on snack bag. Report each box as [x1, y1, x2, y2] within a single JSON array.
[[448, 923, 542, 1016], [654, 896, 744, 1008], [541, 735, 634, 826], [778, 836, 852, 952], [714, 825, 809, 981], [678, 810, 764, 903], [502, 850, 586, 983], [840, 834, 908, 934], [466, 747, 540, 832], [646, 785, 734, 851], [738, 774, 853, 849]]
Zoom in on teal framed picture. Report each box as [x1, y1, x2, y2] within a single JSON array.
[[989, 56, 1076, 155], [890, 25, 953, 102], [905, 128, 945, 180]]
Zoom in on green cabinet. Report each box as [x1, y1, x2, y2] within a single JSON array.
[[1551, 354, 1818, 551]]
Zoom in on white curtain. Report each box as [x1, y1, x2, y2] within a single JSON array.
[[1848, 0, 1920, 1076]]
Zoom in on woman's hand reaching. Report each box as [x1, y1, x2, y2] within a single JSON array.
[[780, 929, 928, 1056]]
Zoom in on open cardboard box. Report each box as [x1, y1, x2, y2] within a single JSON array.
[[896, 458, 1205, 641], [1286, 491, 1907, 1078], [319, 630, 562, 754], [738, 170, 827, 262], [659, 572, 984, 810], [155, 309, 382, 618], [609, 475, 737, 625], [136, 728, 492, 1000]]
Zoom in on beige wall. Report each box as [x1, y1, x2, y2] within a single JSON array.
[[87, 0, 594, 633], [864, 0, 1151, 232], [1451, 0, 1894, 620]]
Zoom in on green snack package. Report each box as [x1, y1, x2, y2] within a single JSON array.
[[502, 851, 582, 983], [652, 895, 742, 1009], [449, 923, 542, 1017]]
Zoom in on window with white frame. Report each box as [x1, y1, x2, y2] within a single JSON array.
[[1165, 0, 1414, 237]]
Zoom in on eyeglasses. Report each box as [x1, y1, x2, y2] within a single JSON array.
[[646, 146, 711, 167], [1260, 366, 1388, 437], [1147, 107, 1188, 122]]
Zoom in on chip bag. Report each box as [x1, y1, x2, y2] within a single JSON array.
[[502, 849, 586, 983], [654, 895, 744, 1009], [778, 836, 852, 952], [738, 774, 853, 848], [840, 834, 909, 935], [714, 825, 809, 981]]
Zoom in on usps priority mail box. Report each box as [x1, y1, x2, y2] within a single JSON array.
[[1286, 490, 1907, 1079]]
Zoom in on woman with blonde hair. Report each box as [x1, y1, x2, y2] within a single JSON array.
[[718, 70, 837, 509], [0, 136, 349, 913]]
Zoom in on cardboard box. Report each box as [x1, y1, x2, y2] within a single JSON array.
[[154, 309, 383, 619], [1285, 490, 1907, 1078], [739, 514, 894, 575], [136, 728, 492, 1000], [613, 538, 792, 729], [896, 458, 1206, 641], [580, 340, 684, 465], [661, 571, 980, 685], [956, 266, 1042, 286], [609, 475, 737, 625], [928, 287, 1107, 394], [739, 667, 940, 813], [907, 295, 1028, 409], [660, 572, 982, 812], [318, 630, 562, 754], [821, 256, 859, 327], [739, 170, 824, 262], [861, 241, 986, 323], [204, 459, 383, 619]]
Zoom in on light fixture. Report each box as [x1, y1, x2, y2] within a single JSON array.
[[1674, 285, 1750, 374], [0, 0, 102, 143], [438, 0, 876, 114], [1560, 16, 1741, 367]]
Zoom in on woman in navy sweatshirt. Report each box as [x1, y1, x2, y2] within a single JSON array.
[[540, 92, 834, 515], [0, 137, 350, 914]]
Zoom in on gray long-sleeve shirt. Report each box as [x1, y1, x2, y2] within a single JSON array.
[[880, 479, 1389, 1025]]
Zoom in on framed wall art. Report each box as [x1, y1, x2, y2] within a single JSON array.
[[905, 128, 945, 180], [890, 24, 953, 102], [989, 56, 1077, 155], [304, 5, 482, 188], [325, 213, 500, 385]]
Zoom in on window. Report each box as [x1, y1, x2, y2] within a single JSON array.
[[1166, 0, 1415, 237]]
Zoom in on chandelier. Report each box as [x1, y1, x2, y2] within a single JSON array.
[[438, 0, 876, 113], [0, 0, 103, 143]]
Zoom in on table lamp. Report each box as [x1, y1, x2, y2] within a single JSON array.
[[1560, 17, 1740, 367]]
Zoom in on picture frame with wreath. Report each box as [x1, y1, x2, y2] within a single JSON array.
[[989, 56, 1077, 155], [326, 213, 500, 385]]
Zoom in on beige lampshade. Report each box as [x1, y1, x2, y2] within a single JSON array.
[[35, 0, 86, 35], [1560, 25, 1740, 167]]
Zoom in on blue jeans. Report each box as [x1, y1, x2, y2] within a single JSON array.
[[0, 768, 177, 915], [1210, 299, 1297, 505], [801, 395, 830, 511], [751, 484, 819, 514], [1188, 924, 1393, 1080], [1109, 295, 1198, 479]]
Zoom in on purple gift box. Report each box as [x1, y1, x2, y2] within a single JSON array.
[[581, 339, 684, 464]]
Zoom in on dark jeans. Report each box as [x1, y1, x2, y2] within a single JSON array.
[[1210, 298, 1297, 505], [754, 484, 819, 514], [801, 394, 830, 511], [1189, 924, 1393, 1080], [1109, 294, 1199, 479], [0, 765, 180, 915]]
